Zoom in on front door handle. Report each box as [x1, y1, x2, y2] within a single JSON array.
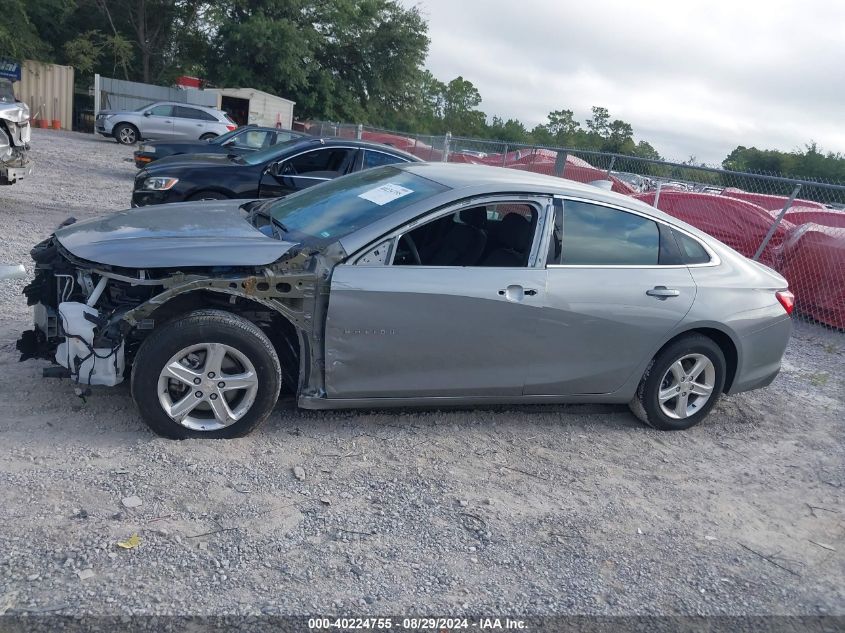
[[646, 286, 680, 298]]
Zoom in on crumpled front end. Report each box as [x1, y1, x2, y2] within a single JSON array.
[[0, 99, 33, 185], [16, 228, 336, 399], [16, 237, 129, 387]]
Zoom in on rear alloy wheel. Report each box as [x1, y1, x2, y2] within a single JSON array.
[[114, 123, 138, 145], [629, 334, 725, 431], [131, 310, 281, 439], [199, 132, 218, 141]]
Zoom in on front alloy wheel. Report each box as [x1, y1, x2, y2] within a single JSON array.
[[158, 342, 259, 431], [131, 309, 281, 439], [114, 123, 138, 145]]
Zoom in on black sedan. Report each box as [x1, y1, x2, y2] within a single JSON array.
[[131, 138, 420, 207], [132, 126, 306, 168]]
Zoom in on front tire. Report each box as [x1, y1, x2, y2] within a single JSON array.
[[114, 123, 139, 145], [187, 191, 228, 201], [629, 334, 725, 431], [131, 310, 282, 439]]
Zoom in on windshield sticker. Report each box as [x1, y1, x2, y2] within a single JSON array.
[[358, 183, 414, 205]]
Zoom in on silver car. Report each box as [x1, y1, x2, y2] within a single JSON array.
[[17, 164, 793, 438], [95, 101, 236, 145]]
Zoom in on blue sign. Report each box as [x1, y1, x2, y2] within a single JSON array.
[[0, 59, 21, 82]]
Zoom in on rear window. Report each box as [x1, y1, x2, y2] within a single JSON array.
[[268, 167, 448, 243], [673, 229, 712, 264]]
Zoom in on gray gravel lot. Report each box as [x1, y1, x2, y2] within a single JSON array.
[[0, 130, 843, 617]]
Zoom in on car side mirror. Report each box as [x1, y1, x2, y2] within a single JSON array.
[[143, 111, 151, 117]]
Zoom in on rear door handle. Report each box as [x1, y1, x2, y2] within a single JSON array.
[[646, 286, 680, 298]]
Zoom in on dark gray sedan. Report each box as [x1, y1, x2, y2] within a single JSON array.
[[18, 164, 793, 438], [132, 126, 306, 168]]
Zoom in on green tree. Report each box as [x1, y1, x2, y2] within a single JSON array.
[[0, 0, 50, 59], [208, 0, 429, 122], [586, 106, 610, 137], [546, 109, 580, 140], [442, 76, 486, 135]]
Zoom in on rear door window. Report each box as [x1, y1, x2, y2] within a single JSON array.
[[362, 150, 408, 169], [558, 200, 660, 266], [147, 105, 173, 117]]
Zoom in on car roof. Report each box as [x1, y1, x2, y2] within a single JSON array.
[[396, 162, 657, 208], [146, 101, 222, 112]]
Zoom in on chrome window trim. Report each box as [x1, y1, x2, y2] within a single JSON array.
[[351, 195, 548, 267], [279, 174, 333, 182], [546, 194, 721, 269]]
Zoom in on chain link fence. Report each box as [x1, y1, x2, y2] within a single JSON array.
[[302, 121, 845, 331]]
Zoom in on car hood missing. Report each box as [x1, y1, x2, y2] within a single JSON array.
[[55, 200, 296, 268]]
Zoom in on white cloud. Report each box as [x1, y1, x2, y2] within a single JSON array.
[[403, 0, 845, 163]]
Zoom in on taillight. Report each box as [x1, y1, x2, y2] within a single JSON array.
[[226, 125, 236, 131], [776, 290, 795, 315]]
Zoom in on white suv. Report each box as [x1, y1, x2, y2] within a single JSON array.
[[95, 101, 236, 145]]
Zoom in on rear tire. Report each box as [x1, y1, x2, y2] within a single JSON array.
[[200, 132, 218, 141], [130, 309, 281, 439], [629, 334, 725, 431], [114, 123, 139, 145], [187, 191, 228, 201]]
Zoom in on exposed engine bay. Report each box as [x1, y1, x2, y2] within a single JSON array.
[[0, 79, 32, 186], [16, 215, 343, 400]]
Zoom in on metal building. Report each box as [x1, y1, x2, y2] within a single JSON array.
[[207, 88, 295, 129], [12, 60, 74, 130]]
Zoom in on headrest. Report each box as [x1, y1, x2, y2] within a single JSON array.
[[499, 213, 532, 250], [459, 207, 488, 228]]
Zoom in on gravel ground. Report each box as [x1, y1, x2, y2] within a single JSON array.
[[0, 130, 843, 618]]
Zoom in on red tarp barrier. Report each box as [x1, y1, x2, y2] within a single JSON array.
[[721, 188, 825, 211], [508, 161, 636, 195], [778, 223, 845, 328], [633, 191, 791, 267], [783, 207, 845, 229]]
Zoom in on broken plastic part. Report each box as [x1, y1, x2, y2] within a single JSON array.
[[55, 302, 125, 386]]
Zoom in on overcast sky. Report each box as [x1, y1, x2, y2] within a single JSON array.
[[404, 0, 845, 164]]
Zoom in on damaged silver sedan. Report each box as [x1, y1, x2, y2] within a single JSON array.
[[18, 164, 794, 438]]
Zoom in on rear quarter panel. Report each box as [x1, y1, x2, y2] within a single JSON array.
[[685, 248, 792, 394]]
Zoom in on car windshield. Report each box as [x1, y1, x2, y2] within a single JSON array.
[[267, 167, 448, 243], [239, 139, 311, 165]]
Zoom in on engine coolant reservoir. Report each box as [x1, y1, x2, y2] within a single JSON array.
[[55, 302, 125, 386]]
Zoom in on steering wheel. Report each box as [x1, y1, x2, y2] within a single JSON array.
[[399, 234, 422, 265], [280, 161, 298, 176]]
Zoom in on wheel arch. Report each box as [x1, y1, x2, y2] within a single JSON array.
[[184, 186, 235, 201], [652, 325, 740, 393], [113, 121, 140, 137], [125, 288, 303, 395]]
